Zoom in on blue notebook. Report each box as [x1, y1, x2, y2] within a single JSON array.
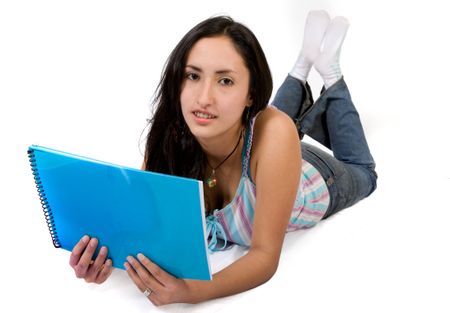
[[28, 145, 211, 280]]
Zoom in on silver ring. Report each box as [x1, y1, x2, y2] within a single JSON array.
[[143, 289, 152, 297]]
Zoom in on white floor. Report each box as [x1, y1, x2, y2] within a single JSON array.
[[1, 1, 449, 312]]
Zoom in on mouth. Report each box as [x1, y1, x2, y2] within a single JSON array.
[[193, 111, 217, 119]]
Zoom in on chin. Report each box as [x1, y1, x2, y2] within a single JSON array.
[[188, 124, 224, 142], [188, 127, 213, 140]]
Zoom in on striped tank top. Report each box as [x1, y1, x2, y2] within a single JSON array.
[[205, 118, 330, 251]]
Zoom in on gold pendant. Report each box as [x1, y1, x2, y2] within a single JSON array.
[[206, 170, 217, 188], [206, 177, 217, 188]]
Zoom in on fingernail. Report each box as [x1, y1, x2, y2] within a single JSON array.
[[126, 256, 133, 262], [90, 238, 97, 247], [82, 235, 89, 243], [100, 246, 107, 255], [137, 253, 145, 261], [124, 262, 129, 269]]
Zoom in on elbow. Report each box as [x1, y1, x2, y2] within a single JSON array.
[[257, 262, 279, 288], [250, 247, 280, 284], [265, 261, 279, 282]]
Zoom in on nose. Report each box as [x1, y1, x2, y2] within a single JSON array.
[[197, 79, 214, 107]]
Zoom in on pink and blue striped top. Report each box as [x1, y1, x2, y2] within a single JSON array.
[[205, 118, 330, 251]]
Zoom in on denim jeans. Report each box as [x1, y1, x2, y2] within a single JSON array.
[[272, 75, 378, 218]]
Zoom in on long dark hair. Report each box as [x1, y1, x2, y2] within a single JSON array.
[[144, 16, 273, 180]]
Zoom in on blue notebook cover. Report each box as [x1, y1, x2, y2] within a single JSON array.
[[28, 145, 212, 280]]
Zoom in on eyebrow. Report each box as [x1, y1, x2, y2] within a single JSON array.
[[185, 64, 237, 75]]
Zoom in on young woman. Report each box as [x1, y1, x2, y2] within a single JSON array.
[[68, 11, 377, 306]]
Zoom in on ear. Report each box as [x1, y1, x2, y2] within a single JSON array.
[[247, 95, 253, 107], [247, 90, 253, 106]]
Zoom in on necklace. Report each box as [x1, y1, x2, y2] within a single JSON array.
[[205, 129, 244, 188]]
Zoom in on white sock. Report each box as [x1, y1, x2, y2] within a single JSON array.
[[290, 10, 330, 82], [314, 16, 350, 89]]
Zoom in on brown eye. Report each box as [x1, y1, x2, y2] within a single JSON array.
[[186, 73, 199, 81], [219, 78, 234, 86]]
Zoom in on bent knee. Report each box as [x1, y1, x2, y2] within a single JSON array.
[[367, 168, 378, 196]]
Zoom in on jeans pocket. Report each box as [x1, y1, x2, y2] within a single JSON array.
[[302, 145, 338, 180]]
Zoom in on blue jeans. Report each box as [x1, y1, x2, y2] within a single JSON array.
[[272, 75, 378, 218]]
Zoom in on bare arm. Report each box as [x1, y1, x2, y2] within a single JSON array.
[[187, 108, 301, 302]]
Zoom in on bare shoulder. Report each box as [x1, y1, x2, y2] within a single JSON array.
[[249, 107, 300, 179], [253, 107, 298, 143]]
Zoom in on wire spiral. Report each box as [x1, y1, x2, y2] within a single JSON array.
[[28, 148, 61, 248]]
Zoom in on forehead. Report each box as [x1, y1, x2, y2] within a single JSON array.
[[186, 36, 247, 71]]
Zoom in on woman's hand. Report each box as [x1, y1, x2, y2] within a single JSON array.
[[124, 253, 195, 306], [69, 235, 113, 284]]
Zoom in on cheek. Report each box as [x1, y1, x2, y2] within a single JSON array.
[[180, 88, 191, 115], [225, 91, 250, 114]]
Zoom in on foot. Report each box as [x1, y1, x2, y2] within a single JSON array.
[[290, 10, 330, 82], [314, 16, 350, 89]]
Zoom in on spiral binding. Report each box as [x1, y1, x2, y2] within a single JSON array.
[[28, 148, 61, 248]]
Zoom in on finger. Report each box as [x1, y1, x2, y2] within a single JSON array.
[[85, 246, 108, 282], [124, 262, 159, 305], [69, 235, 90, 267], [96, 259, 113, 284], [75, 238, 98, 278], [124, 260, 148, 292], [91, 246, 108, 273], [125, 256, 161, 293], [79, 237, 98, 265], [137, 253, 175, 286]]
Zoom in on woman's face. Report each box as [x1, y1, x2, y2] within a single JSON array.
[[180, 35, 252, 142]]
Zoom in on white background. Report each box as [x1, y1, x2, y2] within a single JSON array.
[[1, 0, 449, 312]]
